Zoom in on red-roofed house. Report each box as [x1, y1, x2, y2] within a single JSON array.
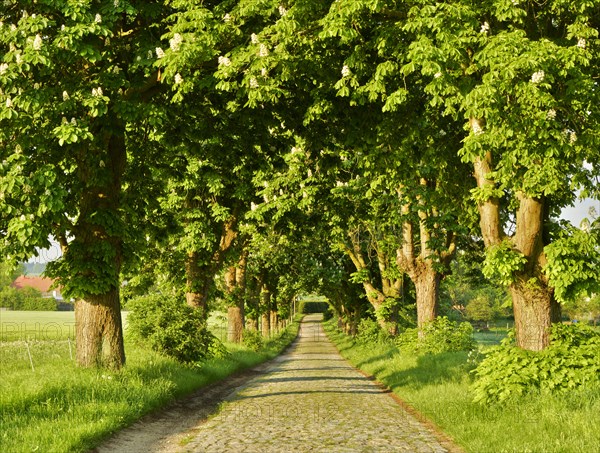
[[11, 276, 63, 300]]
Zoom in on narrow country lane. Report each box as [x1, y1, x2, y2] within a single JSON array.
[[158, 314, 458, 453]]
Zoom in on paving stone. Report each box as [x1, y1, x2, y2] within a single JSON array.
[[176, 314, 454, 453]]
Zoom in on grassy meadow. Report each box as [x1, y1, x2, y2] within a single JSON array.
[[0, 311, 300, 453], [324, 320, 600, 453]]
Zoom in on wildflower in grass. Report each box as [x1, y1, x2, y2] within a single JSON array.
[[170, 33, 182, 52], [32, 34, 42, 50], [155, 47, 165, 59], [218, 55, 231, 67], [531, 70, 545, 84], [341, 65, 351, 77]]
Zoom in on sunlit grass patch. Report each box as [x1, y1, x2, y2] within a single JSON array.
[[0, 316, 301, 452], [324, 320, 600, 453]]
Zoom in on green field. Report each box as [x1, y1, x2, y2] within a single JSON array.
[[0, 311, 135, 341], [0, 311, 77, 341]]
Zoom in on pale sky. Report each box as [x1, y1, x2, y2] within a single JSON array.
[[560, 198, 599, 227]]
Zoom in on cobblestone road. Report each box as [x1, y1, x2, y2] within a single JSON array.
[[170, 314, 457, 453]]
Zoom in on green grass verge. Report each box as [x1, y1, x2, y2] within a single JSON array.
[[0, 317, 301, 453], [323, 320, 600, 453]]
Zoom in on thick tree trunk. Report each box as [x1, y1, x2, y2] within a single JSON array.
[[72, 124, 126, 369], [510, 277, 555, 350], [261, 312, 270, 338], [247, 318, 258, 331], [270, 310, 278, 335], [473, 149, 557, 351], [185, 252, 208, 311], [414, 266, 440, 335], [75, 288, 125, 369], [227, 305, 244, 343], [225, 249, 248, 343], [344, 229, 399, 335], [260, 284, 271, 338]]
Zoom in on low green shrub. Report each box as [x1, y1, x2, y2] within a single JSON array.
[[472, 323, 600, 404], [0, 287, 57, 311], [355, 318, 391, 344], [242, 329, 263, 351], [127, 294, 227, 364], [395, 316, 475, 354]]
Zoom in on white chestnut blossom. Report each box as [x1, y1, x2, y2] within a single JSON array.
[[261, 67, 268, 77], [92, 87, 103, 97], [569, 131, 577, 144], [32, 34, 42, 50], [6, 97, 13, 108], [471, 121, 483, 135], [71, 118, 77, 125], [249, 77, 259, 89], [62, 90, 69, 101], [223, 13, 231, 22], [174, 73, 183, 84], [577, 38, 586, 49], [547, 109, 556, 120], [95, 14, 102, 24], [169, 33, 182, 52], [251, 33, 259, 44], [341, 65, 351, 77], [480, 21, 490, 34], [218, 56, 231, 67], [278, 5, 288, 16], [531, 70, 545, 84], [114, 0, 120, 7], [155, 47, 165, 59], [259, 44, 269, 57], [434, 71, 442, 78], [0, 63, 8, 74]]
